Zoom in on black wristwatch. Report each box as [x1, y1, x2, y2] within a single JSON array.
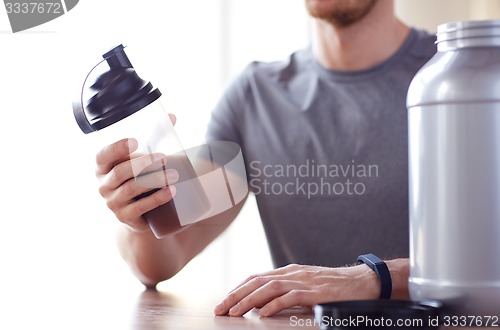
[[356, 253, 392, 299]]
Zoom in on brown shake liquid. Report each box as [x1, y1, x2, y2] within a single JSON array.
[[134, 154, 210, 238], [143, 199, 182, 237]]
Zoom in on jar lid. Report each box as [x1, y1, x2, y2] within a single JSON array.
[[436, 20, 500, 51]]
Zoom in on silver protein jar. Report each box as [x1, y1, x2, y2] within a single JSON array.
[[407, 20, 500, 317]]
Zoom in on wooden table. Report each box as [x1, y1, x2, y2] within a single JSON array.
[[0, 287, 315, 330], [4, 287, 495, 330], [131, 290, 498, 330], [132, 289, 317, 329]]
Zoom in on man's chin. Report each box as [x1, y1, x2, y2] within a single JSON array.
[[305, 0, 377, 27]]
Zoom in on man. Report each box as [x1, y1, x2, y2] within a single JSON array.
[[95, 0, 436, 317]]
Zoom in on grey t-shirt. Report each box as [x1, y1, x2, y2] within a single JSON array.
[[207, 28, 436, 268]]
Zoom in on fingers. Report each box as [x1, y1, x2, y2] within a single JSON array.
[[215, 277, 312, 317], [135, 166, 179, 191], [105, 168, 178, 210], [214, 273, 289, 316], [214, 264, 326, 318], [95, 137, 181, 231], [113, 186, 177, 231], [101, 153, 169, 193], [229, 280, 305, 317], [228, 264, 303, 295], [103, 162, 179, 231], [258, 289, 314, 317], [96, 138, 138, 176]]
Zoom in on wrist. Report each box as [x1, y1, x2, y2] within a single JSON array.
[[357, 254, 392, 299], [356, 257, 410, 300], [355, 263, 382, 299]]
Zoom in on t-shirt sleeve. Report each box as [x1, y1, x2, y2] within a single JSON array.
[[205, 70, 249, 147]]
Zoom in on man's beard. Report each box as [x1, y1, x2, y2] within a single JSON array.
[[305, 0, 378, 27]]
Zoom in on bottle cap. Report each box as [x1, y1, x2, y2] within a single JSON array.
[[73, 44, 161, 134]]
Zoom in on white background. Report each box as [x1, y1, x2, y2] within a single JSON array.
[[0, 1, 498, 329], [0, 0, 309, 313]]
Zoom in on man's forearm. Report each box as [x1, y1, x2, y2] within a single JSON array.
[[116, 196, 247, 287]]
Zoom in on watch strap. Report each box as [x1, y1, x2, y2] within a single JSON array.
[[357, 253, 392, 299]]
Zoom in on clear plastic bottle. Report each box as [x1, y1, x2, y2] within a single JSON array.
[[73, 45, 210, 238]]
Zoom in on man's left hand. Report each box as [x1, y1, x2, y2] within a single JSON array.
[[213, 263, 380, 317]]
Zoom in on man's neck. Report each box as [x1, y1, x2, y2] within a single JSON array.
[[311, 1, 409, 71]]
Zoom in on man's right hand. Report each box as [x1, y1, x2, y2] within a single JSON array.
[[95, 138, 179, 232]]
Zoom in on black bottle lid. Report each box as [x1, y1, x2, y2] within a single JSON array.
[[73, 44, 161, 134]]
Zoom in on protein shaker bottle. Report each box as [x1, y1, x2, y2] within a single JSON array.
[[73, 44, 210, 238], [407, 20, 500, 317]]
